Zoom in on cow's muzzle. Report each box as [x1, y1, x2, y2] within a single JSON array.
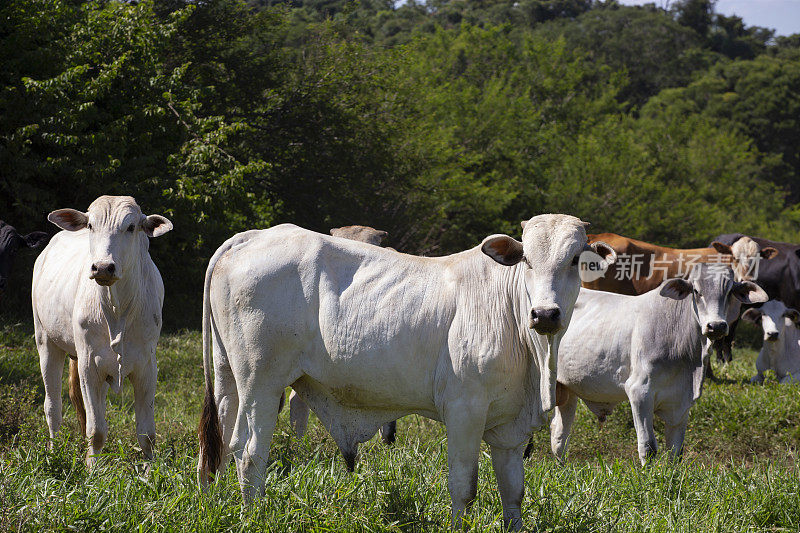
[[90, 262, 118, 286], [703, 321, 729, 340], [530, 307, 562, 335], [765, 331, 780, 342]]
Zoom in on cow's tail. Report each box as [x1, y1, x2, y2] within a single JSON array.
[[197, 240, 235, 486]]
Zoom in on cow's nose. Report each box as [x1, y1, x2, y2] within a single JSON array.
[[704, 321, 729, 340], [530, 307, 561, 335], [90, 262, 117, 285], [766, 331, 779, 342]]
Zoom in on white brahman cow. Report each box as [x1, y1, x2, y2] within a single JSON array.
[[742, 300, 800, 384], [288, 225, 398, 445], [32, 195, 172, 466], [197, 215, 614, 530], [551, 264, 767, 464]]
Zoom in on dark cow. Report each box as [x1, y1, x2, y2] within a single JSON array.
[[0, 220, 49, 297], [711, 233, 799, 364]]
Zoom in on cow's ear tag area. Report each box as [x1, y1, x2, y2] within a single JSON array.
[[785, 308, 800, 325], [732, 281, 768, 304], [660, 278, 692, 300], [48, 209, 88, 232], [142, 215, 173, 238], [481, 235, 524, 266]]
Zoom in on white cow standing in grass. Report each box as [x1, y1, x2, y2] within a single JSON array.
[[742, 300, 800, 384], [197, 215, 615, 530], [551, 264, 767, 464], [32, 196, 172, 466], [289, 225, 398, 445]]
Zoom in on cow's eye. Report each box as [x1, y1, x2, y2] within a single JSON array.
[[127, 224, 135, 232], [87, 223, 92, 231]]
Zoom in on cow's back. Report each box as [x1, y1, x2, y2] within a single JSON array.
[[208, 225, 459, 411]]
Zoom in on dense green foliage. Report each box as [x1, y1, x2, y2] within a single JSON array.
[[0, 0, 798, 327], [3, 326, 800, 530]]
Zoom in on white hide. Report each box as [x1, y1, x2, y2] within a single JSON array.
[[32, 195, 171, 465], [552, 265, 767, 464], [744, 300, 800, 384], [198, 215, 606, 530]]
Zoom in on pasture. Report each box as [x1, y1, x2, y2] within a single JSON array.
[[2, 322, 800, 531]]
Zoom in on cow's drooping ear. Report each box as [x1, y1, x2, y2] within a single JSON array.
[[48, 209, 88, 231], [732, 281, 769, 304], [21, 231, 49, 249], [142, 215, 173, 238], [660, 278, 693, 300], [711, 241, 733, 255], [784, 308, 800, 325], [760, 247, 779, 260], [482, 235, 524, 266], [741, 308, 762, 323], [590, 241, 617, 266]]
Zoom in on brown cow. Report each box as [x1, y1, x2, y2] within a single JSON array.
[[582, 233, 774, 294]]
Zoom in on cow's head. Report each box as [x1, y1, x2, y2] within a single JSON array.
[[330, 225, 388, 246], [711, 236, 778, 282], [660, 264, 768, 341], [742, 300, 800, 343], [481, 214, 615, 335], [48, 196, 172, 287], [0, 221, 49, 295]]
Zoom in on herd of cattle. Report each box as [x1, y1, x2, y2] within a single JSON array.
[[4, 195, 800, 529]]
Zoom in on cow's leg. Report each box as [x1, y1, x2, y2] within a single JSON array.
[[68, 357, 87, 437], [79, 357, 110, 469], [490, 444, 526, 531], [288, 390, 310, 438], [663, 411, 689, 462], [750, 350, 768, 384], [626, 378, 657, 465], [444, 401, 486, 529], [129, 359, 157, 461], [236, 381, 283, 504], [550, 387, 578, 462], [38, 338, 67, 443], [379, 420, 397, 445], [723, 319, 739, 363], [215, 360, 239, 478]]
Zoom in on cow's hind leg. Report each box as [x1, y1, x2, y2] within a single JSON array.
[[68, 357, 87, 437], [490, 444, 526, 531], [129, 359, 157, 461], [213, 358, 239, 479], [379, 420, 397, 445], [234, 379, 283, 504], [288, 390, 310, 438], [38, 338, 67, 443]]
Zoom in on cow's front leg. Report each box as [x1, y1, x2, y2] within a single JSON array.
[[625, 377, 657, 465], [444, 399, 486, 529], [37, 338, 67, 443], [79, 357, 110, 469], [490, 444, 526, 531], [750, 350, 768, 384], [130, 359, 157, 461], [663, 412, 689, 462], [550, 386, 578, 462]]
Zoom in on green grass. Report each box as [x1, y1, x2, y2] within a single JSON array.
[[2, 322, 800, 531]]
